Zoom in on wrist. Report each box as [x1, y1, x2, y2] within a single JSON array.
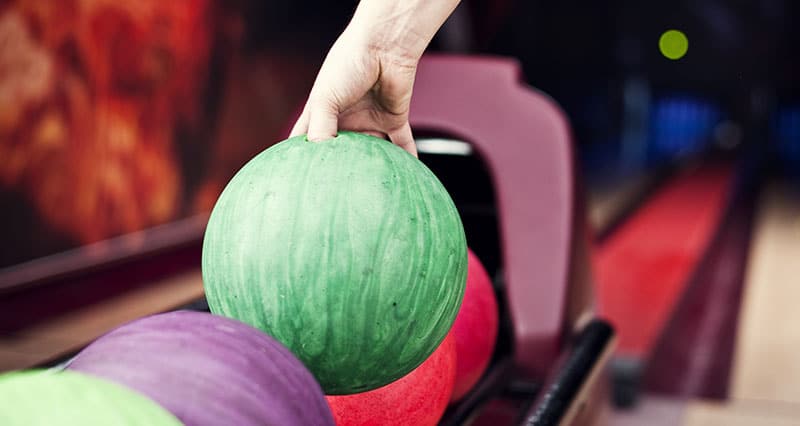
[[346, 0, 460, 63]]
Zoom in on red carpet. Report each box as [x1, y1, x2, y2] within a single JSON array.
[[593, 164, 734, 358]]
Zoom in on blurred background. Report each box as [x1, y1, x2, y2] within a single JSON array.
[[1, 0, 799, 424]]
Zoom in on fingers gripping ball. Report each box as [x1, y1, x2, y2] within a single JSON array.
[[202, 131, 468, 394], [0, 370, 181, 426], [68, 311, 334, 426]]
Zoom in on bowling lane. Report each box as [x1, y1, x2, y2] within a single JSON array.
[[731, 184, 800, 401], [588, 169, 662, 239], [643, 157, 757, 399], [608, 396, 800, 425], [683, 399, 800, 426]]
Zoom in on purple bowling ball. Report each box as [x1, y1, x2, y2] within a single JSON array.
[[68, 311, 334, 426]]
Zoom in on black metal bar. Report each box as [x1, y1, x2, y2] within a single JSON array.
[[522, 320, 614, 426]]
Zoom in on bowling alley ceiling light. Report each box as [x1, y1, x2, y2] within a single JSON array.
[[659, 29, 689, 60]]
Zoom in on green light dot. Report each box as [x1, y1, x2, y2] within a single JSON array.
[[659, 29, 688, 60]]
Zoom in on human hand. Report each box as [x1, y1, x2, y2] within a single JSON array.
[[289, 28, 418, 156], [289, 1, 461, 157]]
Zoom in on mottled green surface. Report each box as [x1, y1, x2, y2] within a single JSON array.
[[202, 132, 467, 394], [0, 370, 182, 425]]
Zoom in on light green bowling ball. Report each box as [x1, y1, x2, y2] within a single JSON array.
[[0, 370, 182, 425]]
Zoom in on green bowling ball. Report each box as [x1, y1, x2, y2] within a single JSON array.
[[0, 370, 181, 425], [202, 132, 467, 394]]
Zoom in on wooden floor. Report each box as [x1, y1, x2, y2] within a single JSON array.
[[684, 399, 800, 425], [731, 184, 800, 402], [610, 396, 800, 425], [677, 183, 800, 423]]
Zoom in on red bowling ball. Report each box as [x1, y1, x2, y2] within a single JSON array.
[[450, 249, 499, 401], [326, 332, 456, 426]]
